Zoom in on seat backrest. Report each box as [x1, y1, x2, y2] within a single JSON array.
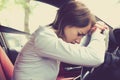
[[0, 46, 14, 80], [0, 63, 6, 80]]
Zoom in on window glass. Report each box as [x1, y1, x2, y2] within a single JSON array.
[[0, 1, 57, 51], [79, 0, 120, 28], [4, 33, 28, 51], [0, 1, 57, 33]]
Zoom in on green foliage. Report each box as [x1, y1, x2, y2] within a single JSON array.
[[118, 0, 120, 3], [14, 0, 30, 12], [14, 0, 38, 14], [0, 0, 7, 11]]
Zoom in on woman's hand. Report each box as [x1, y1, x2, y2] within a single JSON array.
[[90, 21, 108, 34], [95, 21, 108, 30]]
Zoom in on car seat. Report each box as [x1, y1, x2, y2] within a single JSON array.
[[0, 46, 14, 80], [80, 28, 120, 80]]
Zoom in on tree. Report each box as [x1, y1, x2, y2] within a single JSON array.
[[15, 0, 31, 33], [0, 0, 7, 11], [15, 0, 31, 39]]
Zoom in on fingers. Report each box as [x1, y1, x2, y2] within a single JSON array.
[[89, 21, 109, 35], [95, 21, 108, 31]]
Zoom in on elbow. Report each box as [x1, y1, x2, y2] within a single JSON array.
[[95, 56, 105, 66], [92, 48, 106, 66], [96, 50, 106, 66]]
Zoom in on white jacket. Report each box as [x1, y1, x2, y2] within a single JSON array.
[[13, 26, 107, 80]]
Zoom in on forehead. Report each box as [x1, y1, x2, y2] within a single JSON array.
[[77, 24, 91, 33]]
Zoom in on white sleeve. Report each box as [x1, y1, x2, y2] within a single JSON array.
[[34, 28, 106, 67]]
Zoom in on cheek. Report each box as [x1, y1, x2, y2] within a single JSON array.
[[63, 28, 77, 42], [63, 34, 72, 42], [79, 36, 84, 41], [64, 34, 72, 42], [66, 34, 78, 42]]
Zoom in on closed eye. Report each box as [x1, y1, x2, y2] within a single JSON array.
[[78, 33, 86, 37]]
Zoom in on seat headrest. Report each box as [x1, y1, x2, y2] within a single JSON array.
[[109, 28, 120, 46], [114, 28, 120, 46]]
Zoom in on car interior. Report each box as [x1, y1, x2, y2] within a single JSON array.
[[0, 25, 30, 80], [0, 0, 120, 80], [1, 24, 120, 80]]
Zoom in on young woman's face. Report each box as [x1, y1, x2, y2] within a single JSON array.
[[63, 24, 91, 44]]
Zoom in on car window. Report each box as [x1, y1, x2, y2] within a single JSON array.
[[0, 0, 57, 51], [0, 0, 119, 31], [0, 1, 57, 33], [0, 0, 120, 51], [79, 0, 120, 28], [29, 1, 57, 33], [4, 33, 28, 51]]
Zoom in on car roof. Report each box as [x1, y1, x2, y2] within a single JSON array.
[[36, 0, 71, 8]]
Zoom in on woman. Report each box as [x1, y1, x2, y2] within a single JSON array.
[[13, 0, 108, 80]]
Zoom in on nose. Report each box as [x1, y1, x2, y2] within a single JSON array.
[[75, 37, 82, 44]]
